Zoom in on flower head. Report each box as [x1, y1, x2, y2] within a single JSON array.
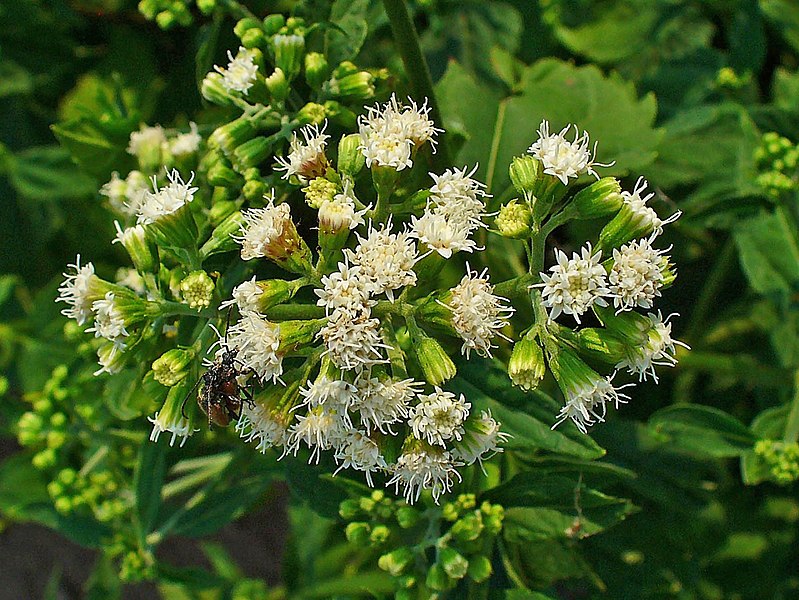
[[286, 406, 348, 463], [215, 47, 259, 94], [346, 221, 418, 301], [233, 193, 307, 266], [538, 243, 610, 322], [86, 292, 129, 347], [127, 125, 167, 163], [136, 170, 198, 225], [620, 177, 681, 237], [236, 402, 289, 453], [609, 237, 668, 312], [225, 276, 264, 313], [275, 122, 330, 182], [451, 410, 510, 466], [527, 120, 612, 184], [409, 387, 471, 447], [318, 182, 368, 233], [354, 376, 421, 434], [226, 311, 282, 384], [315, 262, 372, 316], [334, 430, 387, 486], [388, 445, 462, 504], [616, 312, 688, 381], [57, 255, 100, 325], [170, 122, 202, 156], [319, 309, 389, 372]]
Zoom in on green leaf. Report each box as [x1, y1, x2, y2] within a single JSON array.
[[649, 405, 756, 458], [760, 0, 799, 54], [104, 368, 163, 421], [0, 59, 34, 98], [504, 591, 556, 600], [325, 0, 369, 64], [134, 437, 169, 536], [297, 571, 396, 598], [84, 555, 122, 600], [6, 145, 96, 200], [503, 500, 634, 542], [285, 455, 352, 518], [734, 210, 799, 296], [741, 404, 790, 485]]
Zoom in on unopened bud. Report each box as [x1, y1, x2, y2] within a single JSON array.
[[575, 327, 628, 366], [233, 136, 273, 170], [569, 177, 623, 220], [180, 271, 215, 310], [210, 117, 259, 158], [329, 71, 375, 100], [395, 505, 421, 529], [509, 155, 541, 195], [378, 547, 414, 576], [243, 179, 267, 202], [338, 134, 365, 176], [495, 199, 532, 238], [265, 68, 289, 102], [262, 14, 285, 35], [324, 100, 357, 129], [339, 499, 361, 520], [345, 522, 371, 544], [426, 564, 452, 592], [439, 547, 469, 580], [273, 34, 305, 80], [296, 102, 327, 125], [450, 512, 483, 542], [508, 336, 545, 391], [207, 161, 241, 187], [305, 52, 330, 89], [369, 524, 390, 545], [413, 335, 456, 386], [234, 17, 261, 40], [303, 177, 338, 209], [200, 211, 245, 258], [467, 555, 492, 583], [201, 72, 235, 106], [152, 349, 195, 386], [113, 223, 157, 273], [197, 0, 216, 15]]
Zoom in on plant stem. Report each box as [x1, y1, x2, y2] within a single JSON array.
[[381, 0, 450, 167], [784, 369, 799, 443], [265, 303, 326, 321], [684, 237, 735, 344]]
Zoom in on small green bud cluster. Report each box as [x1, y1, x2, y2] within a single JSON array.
[[138, 0, 194, 29], [107, 532, 157, 582], [47, 468, 128, 523], [754, 132, 799, 200], [754, 439, 799, 485], [339, 492, 504, 595]]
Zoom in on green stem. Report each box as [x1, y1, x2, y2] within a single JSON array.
[[218, 0, 256, 19], [265, 303, 326, 321], [485, 99, 508, 194], [381, 0, 451, 167], [159, 301, 217, 319], [684, 237, 735, 344], [783, 370, 799, 443]]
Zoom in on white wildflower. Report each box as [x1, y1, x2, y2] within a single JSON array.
[[609, 237, 668, 312], [86, 292, 129, 347], [226, 311, 282, 384], [95, 343, 125, 376], [100, 172, 127, 212], [445, 266, 514, 357], [354, 377, 421, 434], [409, 387, 471, 447], [275, 122, 330, 182], [387, 446, 462, 504], [215, 46, 258, 94], [127, 125, 167, 158], [222, 276, 263, 313], [318, 181, 368, 232], [148, 412, 195, 448], [299, 376, 357, 412], [451, 410, 510, 466], [616, 312, 688, 382], [233, 197, 296, 261], [621, 177, 681, 237], [315, 262, 372, 316], [236, 403, 288, 452], [57, 255, 98, 325], [320, 310, 389, 371], [346, 221, 418, 301], [170, 122, 202, 156], [286, 407, 349, 463], [538, 243, 610, 322], [428, 165, 488, 226], [411, 210, 477, 258], [136, 170, 198, 225], [334, 430, 387, 486], [527, 120, 612, 184], [123, 171, 150, 216], [554, 374, 629, 434]]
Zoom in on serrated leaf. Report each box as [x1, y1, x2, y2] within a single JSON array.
[[7, 145, 96, 200], [649, 405, 756, 458], [325, 0, 369, 64], [734, 210, 799, 296]]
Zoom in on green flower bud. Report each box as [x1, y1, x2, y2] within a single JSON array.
[[509, 155, 541, 195], [196, 0, 216, 15], [345, 522, 371, 544], [508, 336, 546, 391], [303, 177, 338, 209], [155, 10, 178, 30], [262, 14, 285, 35], [152, 348, 194, 386], [234, 17, 262, 40], [202, 72, 236, 106], [378, 547, 414, 576], [179, 271, 215, 310], [273, 34, 305, 80], [58, 468, 77, 486], [442, 501, 460, 521], [495, 199, 532, 238], [296, 101, 327, 125], [575, 327, 628, 366], [395, 505, 421, 529], [339, 499, 361, 520], [265, 68, 289, 102], [210, 116, 259, 158], [467, 555, 492, 583], [359, 496, 376, 513], [233, 136, 273, 170], [243, 179, 267, 202], [329, 71, 375, 100], [426, 564, 453, 592], [138, 0, 158, 19], [47, 481, 64, 498], [569, 177, 623, 220], [49, 412, 67, 428], [413, 334, 456, 386], [199, 210, 245, 258], [481, 502, 504, 534], [439, 547, 469, 580], [451, 512, 484, 542], [114, 222, 157, 273], [54, 496, 72, 515], [207, 161, 241, 188], [208, 198, 237, 225], [338, 134, 365, 176], [370, 524, 390, 545], [251, 279, 297, 312], [32, 448, 56, 470], [304, 52, 330, 89]]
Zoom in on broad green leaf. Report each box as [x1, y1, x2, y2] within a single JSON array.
[[7, 145, 96, 200], [104, 368, 163, 421], [285, 455, 352, 518], [760, 0, 799, 53], [0, 59, 34, 98], [504, 500, 634, 543], [325, 0, 369, 64], [134, 437, 169, 535], [734, 210, 799, 296], [649, 405, 756, 458], [52, 117, 134, 179], [741, 404, 789, 485]]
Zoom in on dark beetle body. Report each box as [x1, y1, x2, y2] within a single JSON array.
[[197, 348, 247, 428]]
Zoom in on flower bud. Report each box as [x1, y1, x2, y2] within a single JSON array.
[[509, 155, 541, 195], [508, 336, 545, 391], [574, 327, 628, 366], [233, 136, 273, 170], [338, 134, 366, 176], [303, 177, 338, 209], [208, 198, 237, 225], [569, 177, 623, 220], [345, 522, 371, 544], [197, 0, 216, 15], [378, 548, 414, 576], [358, 496, 376, 513], [152, 349, 195, 386], [296, 101, 327, 125], [450, 512, 483, 542], [200, 210, 245, 259], [413, 334, 456, 386], [207, 161, 241, 187], [243, 179, 267, 202], [426, 564, 453, 592], [113, 223, 157, 273], [262, 14, 285, 35], [304, 52, 330, 89], [395, 505, 421, 529], [234, 17, 262, 40], [329, 71, 375, 100], [495, 199, 532, 239], [210, 116, 259, 158], [254, 279, 296, 312], [467, 555, 492, 583], [179, 271, 215, 310], [96, 342, 126, 375], [273, 34, 305, 80], [439, 547, 469, 580], [128, 125, 166, 172], [481, 501, 504, 534], [202, 72, 236, 106], [339, 499, 361, 520], [265, 68, 289, 102]]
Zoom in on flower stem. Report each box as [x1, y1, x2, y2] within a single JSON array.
[[381, 0, 450, 167], [264, 303, 326, 321]]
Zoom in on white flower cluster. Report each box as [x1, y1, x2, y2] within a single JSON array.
[[125, 123, 202, 168], [136, 170, 198, 225], [527, 119, 612, 184], [214, 46, 259, 94], [275, 122, 330, 182]]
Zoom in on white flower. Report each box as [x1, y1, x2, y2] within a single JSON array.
[[621, 177, 681, 237], [124, 171, 150, 216], [409, 387, 471, 447], [411, 210, 477, 258], [136, 170, 198, 225], [299, 376, 357, 412], [445, 266, 513, 358], [527, 120, 612, 184], [236, 403, 288, 452], [318, 181, 368, 232], [451, 410, 510, 466], [100, 172, 127, 211], [315, 262, 372, 316], [538, 243, 610, 322], [222, 276, 263, 313], [609, 237, 667, 312], [233, 197, 295, 261], [170, 122, 202, 156], [215, 46, 259, 94], [334, 430, 387, 486], [148, 412, 195, 448], [319, 309, 389, 371], [397, 96, 442, 149], [275, 122, 330, 182], [226, 311, 282, 384], [346, 221, 418, 301], [57, 255, 97, 325], [616, 312, 688, 382], [286, 407, 349, 463], [554, 374, 629, 434], [387, 446, 462, 504], [115, 268, 146, 295], [95, 343, 125, 376], [127, 125, 167, 158], [354, 376, 421, 434], [86, 292, 129, 347]]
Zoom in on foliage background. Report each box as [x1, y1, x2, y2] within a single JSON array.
[[2, 0, 799, 598]]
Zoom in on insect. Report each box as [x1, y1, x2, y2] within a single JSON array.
[[181, 310, 253, 428]]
